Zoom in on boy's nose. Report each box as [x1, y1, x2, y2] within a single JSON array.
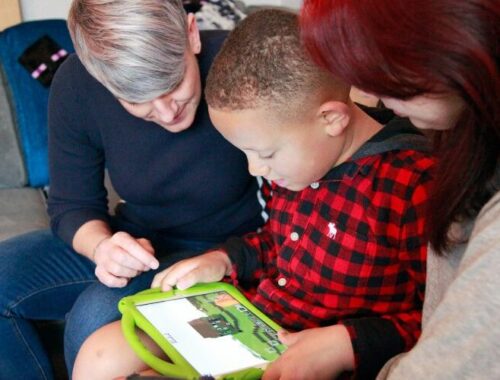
[[248, 160, 269, 177]]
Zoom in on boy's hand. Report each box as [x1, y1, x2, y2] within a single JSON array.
[[94, 232, 158, 288], [263, 325, 354, 380], [151, 250, 232, 291]]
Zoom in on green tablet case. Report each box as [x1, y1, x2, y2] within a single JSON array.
[[119, 282, 285, 379]]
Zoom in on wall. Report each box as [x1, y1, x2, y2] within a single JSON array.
[[0, 0, 22, 30], [243, 0, 302, 9], [19, 0, 301, 21], [20, 0, 72, 21]]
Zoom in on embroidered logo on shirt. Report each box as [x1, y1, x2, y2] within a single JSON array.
[[327, 222, 338, 239]]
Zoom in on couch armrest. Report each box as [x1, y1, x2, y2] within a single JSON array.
[[0, 66, 27, 188], [0, 187, 49, 241]]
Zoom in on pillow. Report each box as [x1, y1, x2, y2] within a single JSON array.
[[195, 0, 246, 30], [0, 20, 74, 187]]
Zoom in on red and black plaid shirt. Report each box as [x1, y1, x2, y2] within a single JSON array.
[[223, 120, 434, 377]]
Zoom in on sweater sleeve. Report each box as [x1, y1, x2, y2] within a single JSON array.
[[47, 56, 109, 245], [220, 225, 276, 286], [377, 192, 500, 380], [219, 179, 275, 285], [341, 180, 430, 378]]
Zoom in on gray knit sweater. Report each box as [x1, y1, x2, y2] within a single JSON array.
[[377, 189, 500, 379]]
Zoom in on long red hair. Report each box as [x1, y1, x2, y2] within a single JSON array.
[[300, 0, 499, 253]]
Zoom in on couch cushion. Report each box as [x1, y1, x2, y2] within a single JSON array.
[[0, 67, 27, 188], [0, 188, 49, 241], [0, 20, 74, 187]]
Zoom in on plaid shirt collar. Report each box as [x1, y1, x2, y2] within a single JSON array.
[[274, 118, 430, 194]]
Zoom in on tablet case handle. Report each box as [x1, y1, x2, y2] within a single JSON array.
[[120, 298, 199, 379]]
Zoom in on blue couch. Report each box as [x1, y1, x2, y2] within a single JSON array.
[[0, 19, 74, 380], [0, 19, 74, 240]]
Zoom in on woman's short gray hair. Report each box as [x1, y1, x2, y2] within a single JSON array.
[[68, 0, 188, 103]]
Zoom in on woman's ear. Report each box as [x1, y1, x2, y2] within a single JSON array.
[[318, 101, 351, 137], [187, 13, 202, 54]]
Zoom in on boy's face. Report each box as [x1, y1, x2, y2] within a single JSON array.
[[209, 105, 344, 191]]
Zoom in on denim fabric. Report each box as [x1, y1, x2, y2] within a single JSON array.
[[0, 228, 215, 380]]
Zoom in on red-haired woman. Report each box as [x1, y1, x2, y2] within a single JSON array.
[[263, 1, 499, 379]]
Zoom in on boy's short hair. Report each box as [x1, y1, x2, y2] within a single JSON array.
[[205, 9, 348, 112], [68, 0, 188, 103]]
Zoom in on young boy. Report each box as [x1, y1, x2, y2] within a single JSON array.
[[73, 9, 433, 380]]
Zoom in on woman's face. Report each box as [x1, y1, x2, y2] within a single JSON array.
[[379, 93, 465, 131], [118, 51, 201, 133], [118, 13, 202, 133]]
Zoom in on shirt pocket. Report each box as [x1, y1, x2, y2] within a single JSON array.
[[288, 210, 393, 298]]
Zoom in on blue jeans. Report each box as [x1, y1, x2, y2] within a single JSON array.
[[0, 227, 216, 380]]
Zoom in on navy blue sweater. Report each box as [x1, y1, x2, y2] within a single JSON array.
[[47, 30, 265, 246]]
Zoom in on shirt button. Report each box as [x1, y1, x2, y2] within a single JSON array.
[[290, 232, 299, 241], [310, 182, 320, 189], [278, 277, 287, 287]]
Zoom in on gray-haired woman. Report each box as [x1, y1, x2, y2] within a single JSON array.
[[0, 1, 267, 378]]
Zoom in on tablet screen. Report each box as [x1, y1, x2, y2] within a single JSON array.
[[136, 290, 286, 377]]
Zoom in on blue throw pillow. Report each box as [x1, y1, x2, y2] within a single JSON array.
[[0, 20, 74, 187]]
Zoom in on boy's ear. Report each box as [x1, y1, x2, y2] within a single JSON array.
[[318, 101, 351, 137], [187, 13, 202, 54]]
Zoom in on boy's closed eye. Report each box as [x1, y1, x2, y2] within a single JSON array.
[[258, 152, 275, 159]]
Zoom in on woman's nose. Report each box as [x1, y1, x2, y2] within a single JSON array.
[[152, 98, 179, 123]]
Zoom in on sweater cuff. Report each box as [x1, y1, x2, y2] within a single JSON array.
[[51, 209, 109, 246], [219, 236, 258, 283], [341, 318, 405, 379]]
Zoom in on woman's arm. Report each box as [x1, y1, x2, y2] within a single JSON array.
[[379, 193, 500, 379], [47, 56, 158, 287]]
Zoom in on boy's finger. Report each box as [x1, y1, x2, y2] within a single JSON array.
[[158, 260, 200, 288], [151, 266, 186, 290], [278, 329, 296, 345], [151, 271, 169, 289], [262, 360, 280, 380], [159, 269, 188, 291], [176, 270, 202, 290], [179, 263, 226, 289]]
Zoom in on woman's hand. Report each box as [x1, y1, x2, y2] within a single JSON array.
[[263, 325, 354, 380], [93, 231, 158, 288], [151, 250, 232, 291]]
